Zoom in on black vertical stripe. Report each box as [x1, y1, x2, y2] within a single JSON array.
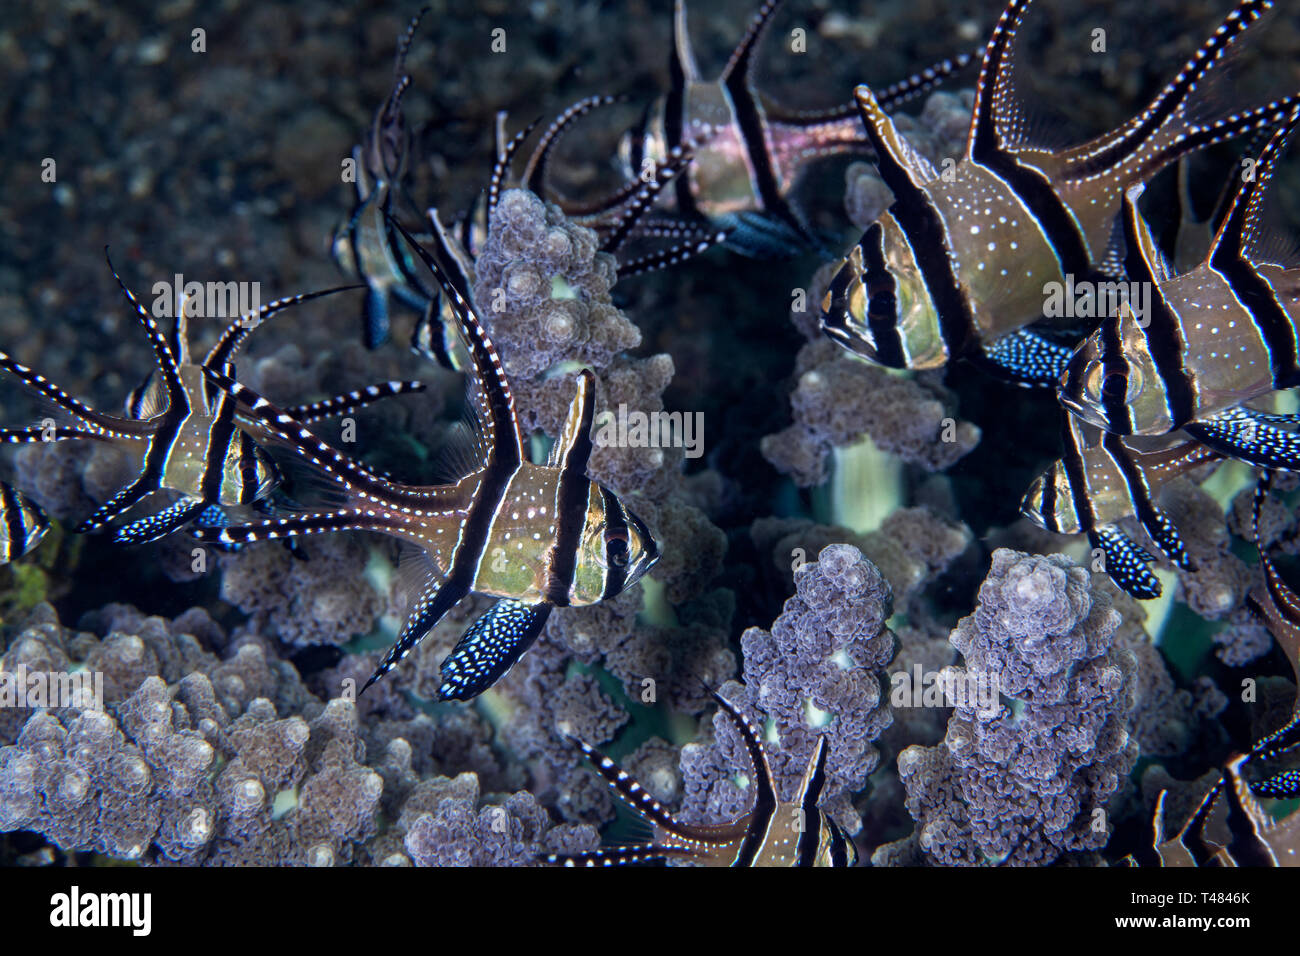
[[392, 223, 524, 591], [664, 13, 696, 218], [967, 0, 1091, 280], [201, 391, 239, 504], [546, 469, 593, 608], [858, 224, 907, 368], [973, 156, 1092, 281], [851, 83, 977, 358], [1101, 432, 1162, 538], [599, 486, 627, 600], [1098, 315, 1136, 435], [794, 740, 829, 867], [827, 823, 849, 867], [1133, 295, 1190, 429], [1038, 462, 1060, 533], [1217, 258, 1300, 390], [1120, 200, 1196, 428], [1060, 417, 1099, 534], [238, 431, 263, 503], [139, 406, 187, 493], [2, 484, 25, 560], [720, 43, 805, 236]]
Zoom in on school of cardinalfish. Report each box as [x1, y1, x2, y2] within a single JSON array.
[[4, 0, 1300, 865]]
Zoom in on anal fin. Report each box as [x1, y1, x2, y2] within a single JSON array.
[[362, 575, 469, 695]]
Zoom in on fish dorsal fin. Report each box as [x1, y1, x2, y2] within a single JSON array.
[[105, 249, 188, 416], [486, 112, 542, 223], [965, 0, 1035, 161], [199, 365, 404, 501], [388, 214, 525, 468], [1067, 0, 1276, 181], [425, 207, 477, 302], [793, 734, 829, 810], [170, 295, 191, 367], [521, 95, 624, 194], [672, 0, 701, 85], [368, 7, 427, 183], [1210, 110, 1299, 265], [1209, 118, 1286, 263], [1122, 183, 1175, 284], [202, 286, 362, 371], [712, 690, 779, 809], [853, 85, 937, 193], [410, 207, 475, 371], [547, 369, 596, 476], [1164, 776, 1226, 866], [718, 0, 782, 90]]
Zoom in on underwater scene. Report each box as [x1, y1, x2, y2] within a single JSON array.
[[4, 0, 1300, 875]]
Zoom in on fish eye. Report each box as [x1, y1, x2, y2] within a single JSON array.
[[1100, 369, 1128, 401], [605, 529, 630, 567]]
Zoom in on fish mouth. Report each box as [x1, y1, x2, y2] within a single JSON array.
[[1056, 387, 1105, 428]]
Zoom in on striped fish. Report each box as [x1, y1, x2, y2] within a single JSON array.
[[0, 253, 419, 545], [331, 8, 440, 352], [1021, 414, 1219, 598], [193, 216, 658, 700], [1060, 111, 1300, 438], [547, 690, 856, 867], [821, 0, 1300, 382], [609, 0, 973, 257], [1127, 470, 1300, 865], [406, 106, 707, 370], [1127, 752, 1300, 867], [0, 483, 48, 564], [339, 34, 710, 368], [1128, 703, 1300, 867]]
